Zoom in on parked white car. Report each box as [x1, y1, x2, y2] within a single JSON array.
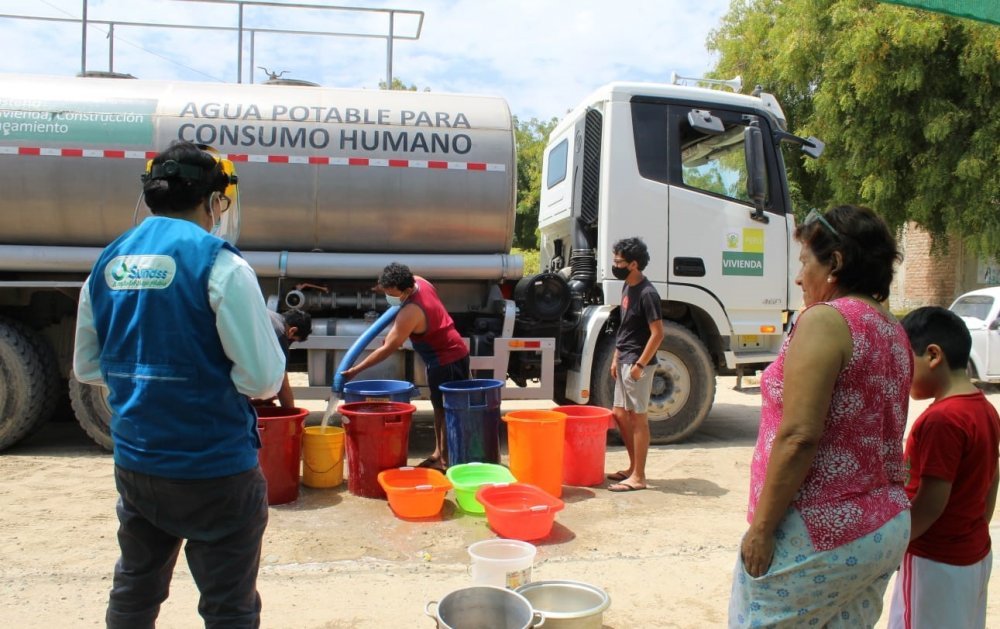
[[949, 286, 1000, 383]]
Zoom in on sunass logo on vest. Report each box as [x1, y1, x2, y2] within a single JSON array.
[[104, 255, 175, 290]]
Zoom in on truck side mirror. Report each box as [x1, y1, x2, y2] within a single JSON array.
[[989, 318, 1000, 331], [744, 121, 768, 223], [802, 136, 825, 159], [774, 129, 825, 159]]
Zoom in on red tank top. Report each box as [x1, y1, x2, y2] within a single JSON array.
[[406, 277, 468, 367]]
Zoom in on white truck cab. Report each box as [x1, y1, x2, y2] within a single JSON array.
[[536, 81, 820, 441]]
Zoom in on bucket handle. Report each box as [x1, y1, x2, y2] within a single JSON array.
[[532, 611, 546, 627], [304, 462, 339, 475], [468, 390, 488, 409], [423, 600, 439, 620]]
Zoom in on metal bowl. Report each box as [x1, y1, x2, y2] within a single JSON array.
[[426, 586, 544, 629], [515, 580, 610, 629]]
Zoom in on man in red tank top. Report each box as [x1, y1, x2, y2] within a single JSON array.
[[341, 263, 469, 469]]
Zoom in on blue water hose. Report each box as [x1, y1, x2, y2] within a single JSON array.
[[331, 305, 400, 394]]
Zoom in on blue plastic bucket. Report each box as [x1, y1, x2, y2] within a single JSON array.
[[440, 379, 504, 466], [343, 379, 418, 403]]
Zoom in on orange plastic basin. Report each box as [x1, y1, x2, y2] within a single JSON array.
[[475, 482, 565, 541], [377, 467, 452, 519]]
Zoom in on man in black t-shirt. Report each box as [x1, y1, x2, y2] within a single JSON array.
[[606, 237, 663, 492]]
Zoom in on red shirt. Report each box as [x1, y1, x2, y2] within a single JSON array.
[[905, 390, 1000, 565], [406, 277, 468, 368]]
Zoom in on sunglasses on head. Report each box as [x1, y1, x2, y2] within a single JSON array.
[[804, 209, 839, 238]]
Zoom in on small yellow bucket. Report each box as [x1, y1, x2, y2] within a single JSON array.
[[301, 426, 345, 488]]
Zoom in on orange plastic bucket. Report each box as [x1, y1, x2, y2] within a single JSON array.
[[377, 466, 452, 519], [256, 406, 308, 505], [502, 410, 566, 497], [553, 405, 612, 487], [339, 401, 415, 498]]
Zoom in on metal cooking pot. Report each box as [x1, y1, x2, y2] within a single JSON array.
[[425, 585, 545, 628], [515, 581, 610, 629]]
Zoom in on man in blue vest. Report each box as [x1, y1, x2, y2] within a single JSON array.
[[73, 141, 285, 628]]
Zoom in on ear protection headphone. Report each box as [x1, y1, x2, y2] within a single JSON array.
[[141, 147, 239, 197]]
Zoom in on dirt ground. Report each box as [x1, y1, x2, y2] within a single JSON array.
[[2, 376, 1000, 628]]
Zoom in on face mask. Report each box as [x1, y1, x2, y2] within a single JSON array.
[[206, 195, 223, 236], [611, 265, 631, 280], [385, 294, 402, 307]]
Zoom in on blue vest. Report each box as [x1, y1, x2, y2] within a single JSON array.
[[89, 216, 260, 479]]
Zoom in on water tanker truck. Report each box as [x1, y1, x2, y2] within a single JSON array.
[[0, 72, 821, 451]]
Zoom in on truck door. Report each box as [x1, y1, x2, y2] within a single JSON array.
[[665, 105, 789, 337]]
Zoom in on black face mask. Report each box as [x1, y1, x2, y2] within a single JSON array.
[[611, 265, 631, 280]]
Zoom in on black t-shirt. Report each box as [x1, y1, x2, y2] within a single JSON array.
[[616, 277, 661, 365]]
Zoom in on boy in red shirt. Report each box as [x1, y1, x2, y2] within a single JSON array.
[[889, 306, 1000, 628]]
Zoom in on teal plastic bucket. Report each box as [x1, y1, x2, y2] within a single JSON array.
[[440, 379, 504, 466]]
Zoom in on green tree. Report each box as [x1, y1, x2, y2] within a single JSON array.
[[513, 116, 558, 249], [708, 0, 1000, 256], [378, 77, 426, 91]]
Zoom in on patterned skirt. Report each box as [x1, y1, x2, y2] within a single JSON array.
[[729, 508, 910, 627]]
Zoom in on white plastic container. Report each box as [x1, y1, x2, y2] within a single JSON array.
[[467, 539, 537, 589]]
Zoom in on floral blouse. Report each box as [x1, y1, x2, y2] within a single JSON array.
[[748, 298, 912, 551]]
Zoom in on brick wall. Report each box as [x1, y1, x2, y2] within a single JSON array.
[[890, 222, 961, 311]]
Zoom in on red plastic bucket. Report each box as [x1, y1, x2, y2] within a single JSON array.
[[503, 410, 566, 498], [553, 405, 612, 487], [339, 401, 415, 498], [256, 406, 308, 505]]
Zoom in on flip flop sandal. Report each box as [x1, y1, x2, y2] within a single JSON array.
[[608, 482, 646, 492], [606, 470, 629, 482]]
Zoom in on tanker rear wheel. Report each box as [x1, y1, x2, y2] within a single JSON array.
[[0, 317, 60, 451], [68, 378, 114, 452]]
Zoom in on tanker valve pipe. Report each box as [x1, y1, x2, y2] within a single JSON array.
[[285, 289, 307, 309], [331, 305, 400, 394], [285, 289, 389, 312]]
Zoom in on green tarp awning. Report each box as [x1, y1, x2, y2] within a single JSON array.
[[881, 0, 1000, 25]]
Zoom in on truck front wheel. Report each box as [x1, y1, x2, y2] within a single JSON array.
[[68, 378, 113, 452], [590, 321, 715, 444], [0, 317, 59, 451]]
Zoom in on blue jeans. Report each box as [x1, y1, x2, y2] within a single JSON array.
[[107, 465, 268, 629]]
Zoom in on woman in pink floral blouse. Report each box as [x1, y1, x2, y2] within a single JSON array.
[[729, 205, 913, 627]]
